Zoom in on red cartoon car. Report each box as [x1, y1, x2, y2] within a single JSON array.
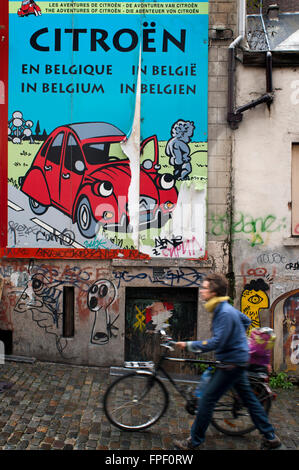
[[18, 1, 42, 17], [19, 122, 178, 238]]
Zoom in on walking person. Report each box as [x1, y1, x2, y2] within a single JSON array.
[[174, 273, 281, 450]]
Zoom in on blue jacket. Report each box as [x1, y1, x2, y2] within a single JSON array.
[[187, 301, 251, 364]]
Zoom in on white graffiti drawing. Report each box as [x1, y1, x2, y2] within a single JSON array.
[[87, 279, 118, 345]]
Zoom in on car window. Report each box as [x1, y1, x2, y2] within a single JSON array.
[[65, 135, 85, 173], [46, 132, 64, 165], [108, 143, 124, 160], [40, 138, 52, 157], [140, 138, 156, 165], [82, 143, 110, 165]]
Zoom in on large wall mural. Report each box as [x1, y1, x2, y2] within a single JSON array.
[[7, 1, 209, 259]]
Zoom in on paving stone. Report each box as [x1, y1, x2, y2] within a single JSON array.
[[0, 360, 298, 451]]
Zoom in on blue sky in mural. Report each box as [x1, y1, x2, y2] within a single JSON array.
[[140, 13, 208, 142], [9, 7, 139, 137], [9, 0, 208, 142]]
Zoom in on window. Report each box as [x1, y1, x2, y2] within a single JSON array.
[[64, 134, 85, 173], [40, 138, 52, 157], [46, 132, 64, 165], [63, 286, 75, 338], [0, 330, 13, 355], [292, 143, 299, 236], [82, 143, 110, 165]]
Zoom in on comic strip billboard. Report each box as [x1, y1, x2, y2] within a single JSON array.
[[7, 1, 209, 258]]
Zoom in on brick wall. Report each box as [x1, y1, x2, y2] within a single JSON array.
[[207, 0, 237, 242]]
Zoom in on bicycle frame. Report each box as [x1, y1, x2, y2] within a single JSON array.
[[160, 356, 219, 400], [124, 340, 274, 406], [125, 344, 220, 402]]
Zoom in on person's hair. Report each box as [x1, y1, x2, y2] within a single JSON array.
[[205, 273, 228, 297]]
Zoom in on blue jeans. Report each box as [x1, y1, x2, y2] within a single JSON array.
[[191, 367, 275, 447]]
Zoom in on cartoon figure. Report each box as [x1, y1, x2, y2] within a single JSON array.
[[87, 280, 118, 345], [165, 120, 195, 180], [241, 279, 270, 334], [18, 0, 42, 17]]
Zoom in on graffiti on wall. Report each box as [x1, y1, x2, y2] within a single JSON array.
[[14, 272, 69, 355], [241, 279, 270, 333], [0, 259, 206, 357], [211, 212, 286, 247], [283, 294, 299, 371], [125, 290, 197, 363], [132, 301, 174, 333], [112, 267, 203, 289], [13, 263, 119, 355], [239, 249, 299, 373], [87, 280, 118, 345], [269, 289, 299, 373]]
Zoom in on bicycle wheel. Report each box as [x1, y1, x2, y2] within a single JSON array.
[[211, 381, 272, 436], [103, 371, 169, 431]]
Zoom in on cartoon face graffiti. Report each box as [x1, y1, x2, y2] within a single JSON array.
[[87, 279, 118, 345], [241, 279, 270, 333]]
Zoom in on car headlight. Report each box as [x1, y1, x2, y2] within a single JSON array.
[[159, 173, 175, 190], [93, 181, 113, 197], [103, 211, 114, 220], [164, 202, 175, 210]]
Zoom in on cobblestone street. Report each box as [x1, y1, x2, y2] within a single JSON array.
[[0, 360, 298, 455]]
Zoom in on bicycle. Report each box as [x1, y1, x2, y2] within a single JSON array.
[[103, 330, 276, 435]]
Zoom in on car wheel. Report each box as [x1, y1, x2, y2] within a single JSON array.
[[29, 198, 48, 215], [76, 197, 99, 238]]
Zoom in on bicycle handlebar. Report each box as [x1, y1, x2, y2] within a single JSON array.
[[160, 341, 176, 351], [159, 330, 177, 351]]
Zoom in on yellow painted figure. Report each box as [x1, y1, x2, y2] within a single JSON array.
[[241, 279, 269, 334]]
